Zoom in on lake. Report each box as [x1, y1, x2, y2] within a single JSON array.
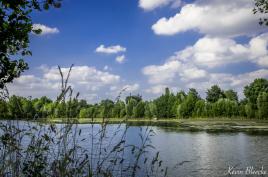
[[1, 121, 268, 177]]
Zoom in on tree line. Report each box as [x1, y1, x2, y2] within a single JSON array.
[[1, 78, 268, 120]]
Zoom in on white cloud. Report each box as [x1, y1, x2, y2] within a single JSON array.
[[142, 32, 268, 97], [145, 84, 168, 94], [8, 65, 122, 102], [103, 65, 109, 71], [95, 45, 126, 54], [115, 55, 126, 63], [142, 60, 181, 84], [171, 33, 268, 68], [152, 0, 265, 37], [32, 24, 59, 35], [123, 83, 140, 92], [139, 0, 181, 11]]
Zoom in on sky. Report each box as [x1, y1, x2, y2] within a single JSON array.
[[7, 0, 268, 102]]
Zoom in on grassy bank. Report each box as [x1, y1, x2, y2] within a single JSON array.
[[34, 118, 268, 134]]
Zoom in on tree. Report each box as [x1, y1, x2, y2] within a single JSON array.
[[253, 0, 268, 26], [126, 98, 137, 118], [178, 89, 200, 118], [244, 78, 268, 109], [100, 99, 114, 118], [21, 97, 35, 118], [257, 92, 268, 119], [193, 100, 206, 118], [8, 95, 23, 118], [0, 99, 8, 118], [54, 102, 66, 118], [154, 88, 177, 118], [206, 85, 225, 103], [133, 101, 145, 118], [79, 108, 92, 118], [224, 89, 238, 102], [112, 100, 125, 118], [33, 96, 52, 118], [0, 0, 61, 89]]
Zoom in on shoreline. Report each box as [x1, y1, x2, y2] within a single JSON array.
[[35, 118, 268, 134], [1, 118, 268, 134]]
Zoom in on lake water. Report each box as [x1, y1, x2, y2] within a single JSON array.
[[1, 121, 268, 177]]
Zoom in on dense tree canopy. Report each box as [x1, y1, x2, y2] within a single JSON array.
[[1, 78, 268, 120], [206, 85, 225, 103]]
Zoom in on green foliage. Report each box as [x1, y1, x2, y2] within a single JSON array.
[[133, 101, 145, 118], [7, 95, 23, 118], [0, 0, 61, 88], [253, 0, 268, 25], [3, 78, 268, 120], [193, 100, 206, 117], [178, 89, 199, 118], [206, 85, 225, 103], [224, 89, 238, 102], [244, 78, 268, 109], [126, 98, 138, 118], [257, 92, 268, 119], [0, 99, 8, 118], [100, 99, 114, 118], [79, 108, 91, 118], [154, 88, 177, 118]]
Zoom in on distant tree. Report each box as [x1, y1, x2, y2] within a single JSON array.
[[126, 98, 137, 118], [33, 96, 52, 117], [206, 85, 225, 103], [54, 102, 66, 118], [79, 108, 92, 118], [212, 99, 238, 117], [133, 101, 145, 118], [21, 97, 35, 118], [193, 100, 206, 118], [245, 103, 255, 118], [144, 102, 152, 118], [0, 99, 8, 118], [0, 0, 61, 89], [176, 91, 187, 104], [112, 100, 125, 118], [154, 88, 177, 118], [178, 89, 200, 118], [244, 78, 268, 109], [66, 99, 80, 118], [238, 99, 247, 117], [224, 89, 238, 102], [100, 99, 114, 118], [257, 92, 268, 119], [125, 94, 142, 104], [43, 102, 55, 118], [78, 99, 88, 109], [8, 95, 23, 118]]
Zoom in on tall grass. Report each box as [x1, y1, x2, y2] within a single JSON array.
[[0, 65, 167, 177]]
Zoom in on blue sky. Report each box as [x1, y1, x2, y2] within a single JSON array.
[[8, 0, 268, 102]]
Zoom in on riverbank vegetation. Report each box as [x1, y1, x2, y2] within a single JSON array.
[[1, 78, 268, 120]]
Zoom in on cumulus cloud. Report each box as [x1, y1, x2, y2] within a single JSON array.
[[142, 33, 268, 97], [95, 45, 126, 54], [124, 83, 140, 92], [32, 24, 59, 35], [115, 55, 126, 63], [8, 65, 122, 102], [139, 0, 181, 11], [142, 60, 181, 84], [172, 33, 268, 68], [152, 0, 265, 37]]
